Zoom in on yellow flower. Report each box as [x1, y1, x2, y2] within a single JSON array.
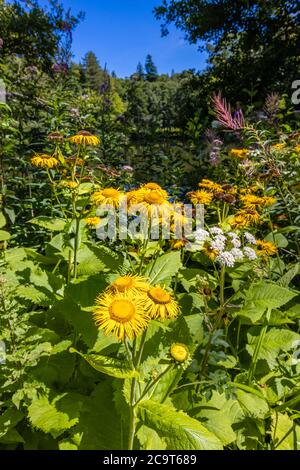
[[203, 243, 219, 260], [69, 130, 100, 146], [31, 154, 59, 169], [294, 144, 300, 153], [85, 217, 101, 226], [240, 185, 260, 195], [229, 148, 250, 159], [140, 182, 169, 199], [139, 190, 170, 216], [126, 189, 144, 207], [271, 143, 286, 151], [256, 240, 278, 257], [144, 285, 179, 320], [188, 190, 214, 205], [93, 291, 149, 341], [229, 209, 261, 228], [241, 194, 276, 208], [170, 343, 189, 362], [107, 275, 150, 294], [170, 239, 187, 250], [59, 180, 78, 189], [199, 179, 223, 193], [91, 188, 125, 208]]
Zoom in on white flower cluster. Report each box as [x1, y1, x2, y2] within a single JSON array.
[[193, 226, 257, 267]]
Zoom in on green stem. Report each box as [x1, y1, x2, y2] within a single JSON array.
[[248, 308, 271, 383], [73, 217, 80, 279]]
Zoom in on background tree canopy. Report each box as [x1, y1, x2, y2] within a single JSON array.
[[155, 0, 300, 100]]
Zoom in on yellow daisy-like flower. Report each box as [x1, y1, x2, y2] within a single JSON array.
[[144, 285, 179, 320], [139, 190, 170, 216], [203, 243, 219, 261], [199, 179, 223, 193], [69, 130, 100, 146], [229, 209, 261, 229], [93, 291, 149, 341], [170, 343, 189, 363], [141, 182, 169, 199], [126, 189, 146, 208], [256, 240, 278, 257], [31, 154, 59, 169], [241, 194, 276, 209], [91, 188, 125, 208], [188, 190, 214, 205], [229, 148, 250, 159], [170, 239, 187, 250], [107, 275, 150, 294], [85, 217, 101, 226]]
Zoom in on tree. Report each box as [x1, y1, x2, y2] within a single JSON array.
[[0, 0, 83, 70], [82, 51, 104, 92], [136, 62, 145, 80], [154, 1, 300, 101], [145, 54, 158, 82]]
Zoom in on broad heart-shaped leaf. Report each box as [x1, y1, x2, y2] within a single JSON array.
[[28, 393, 84, 439], [70, 348, 138, 379], [137, 400, 223, 450], [237, 282, 297, 323], [247, 327, 300, 369], [271, 413, 300, 450], [144, 251, 182, 285], [29, 216, 66, 232]]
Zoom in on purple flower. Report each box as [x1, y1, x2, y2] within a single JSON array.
[[122, 165, 134, 172]]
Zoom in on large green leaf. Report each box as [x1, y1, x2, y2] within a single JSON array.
[[0, 408, 24, 440], [0, 212, 6, 229], [28, 393, 84, 439], [0, 229, 10, 241], [271, 413, 300, 450], [247, 328, 300, 368], [29, 216, 66, 232], [138, 400, 223, 450], [144, 251, 182, 284], [70, 348, 138, 379]]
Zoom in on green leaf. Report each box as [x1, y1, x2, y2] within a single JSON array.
[[138, 400, 223, 450], [0, 212, 6, 229], [136, 425, 167, 450], [28, 394, 84, 439], [265, 232, 288, 248], [70, 348, 138, 379], [144, 251, 182, 284], [0, 408, 24, 439], [271, 413, 300, 450], [29, 216, 66, 232], [0, 230, 10, 241], [277, 264, 300, 287]]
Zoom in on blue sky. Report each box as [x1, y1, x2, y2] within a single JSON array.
[[58, 0, 207, 77]]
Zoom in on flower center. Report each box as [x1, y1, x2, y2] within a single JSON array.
[[113, 277, 134, 292], [78, 130, 92, 136], [148, 287, 171, 304], [144, 191, 164, 205], [109, 299, 135, 323], [102, 188, 119, 198]]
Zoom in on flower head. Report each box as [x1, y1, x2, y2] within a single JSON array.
[[69, 131, 100, 146], [188, 190, 213, 205], [230, 148, 250, 159], [107, 275, 150, 294], [31, 154, 59, 169], [170, 343, 189, 363], [145, 285, 179, 320], [256, 240, 278, 257], [229, 209, 261, 229], [91, 188, 125, 208], [199, 179, 223, 193], [85, 217, 101, 226], [93, 291, 149, 341]]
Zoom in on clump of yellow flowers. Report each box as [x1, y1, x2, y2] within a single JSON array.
[[93, 274, 179, 342]]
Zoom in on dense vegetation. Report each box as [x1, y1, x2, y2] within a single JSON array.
[[0, 0, 300, 451]]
